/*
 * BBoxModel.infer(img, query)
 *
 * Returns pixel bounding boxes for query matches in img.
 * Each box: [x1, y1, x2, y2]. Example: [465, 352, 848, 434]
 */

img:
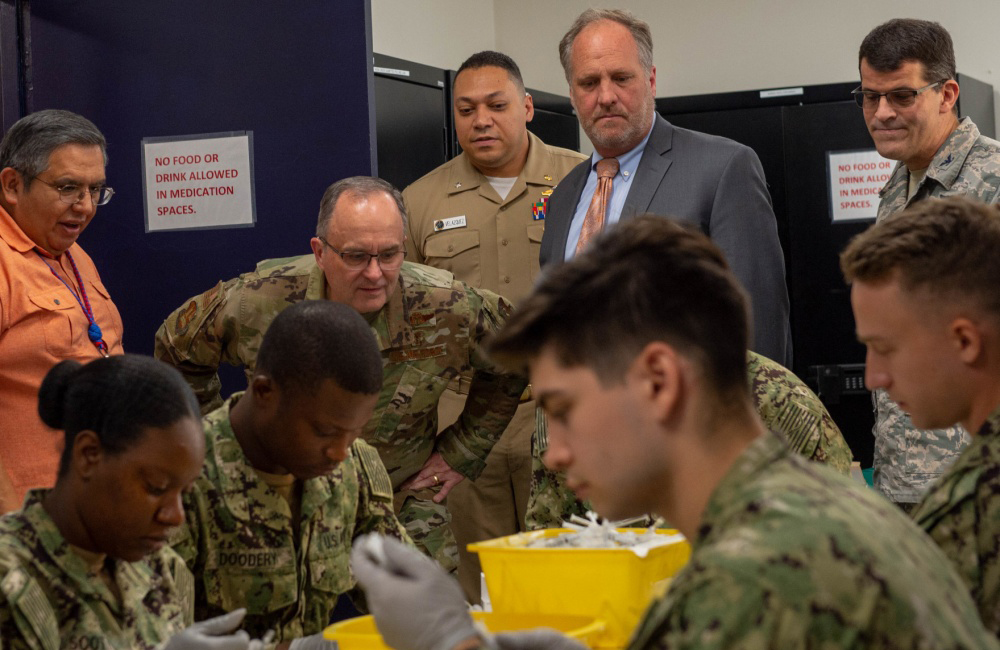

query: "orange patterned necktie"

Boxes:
[576, 157, 620, 254]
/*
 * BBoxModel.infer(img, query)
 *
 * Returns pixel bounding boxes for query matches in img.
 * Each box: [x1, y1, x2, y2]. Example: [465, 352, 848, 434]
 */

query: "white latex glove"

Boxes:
[289, 634, 338, 650]
[494, 630, 588, 650]
[163, 609, 252, 650]
[351, 535, 476, 650]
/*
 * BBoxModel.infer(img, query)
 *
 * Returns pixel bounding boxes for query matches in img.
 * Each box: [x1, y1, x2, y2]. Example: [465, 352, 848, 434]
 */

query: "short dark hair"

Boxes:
[38, 355, 200, 477]
[859, 18, 956, 83]
[0, 109, 107, 189]
[455, 51, 525, 92]
[841, 197, 1000, 318]
[490, 216, 751, 402]
[559, 9, 653, 82]
[316, 175, 406, 237]
[255, 300, 383, 398]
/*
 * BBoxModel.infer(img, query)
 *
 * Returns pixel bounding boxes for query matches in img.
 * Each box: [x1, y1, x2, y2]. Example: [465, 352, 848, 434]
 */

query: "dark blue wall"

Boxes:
[26, 2, 376, 355]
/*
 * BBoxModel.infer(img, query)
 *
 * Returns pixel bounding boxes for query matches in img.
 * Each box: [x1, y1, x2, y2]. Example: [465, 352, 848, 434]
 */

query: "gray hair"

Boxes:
[558, 9, 654, 82]
[316, 176, 407, 237]
[0, 109, 107, 188]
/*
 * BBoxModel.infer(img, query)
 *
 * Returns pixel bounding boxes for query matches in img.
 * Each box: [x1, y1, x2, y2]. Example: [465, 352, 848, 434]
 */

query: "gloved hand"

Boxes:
[351, 535, 476, 650]
[163, 608, 252, 650]
[494, 629, 588, 650]
[288, 634, 338, 650]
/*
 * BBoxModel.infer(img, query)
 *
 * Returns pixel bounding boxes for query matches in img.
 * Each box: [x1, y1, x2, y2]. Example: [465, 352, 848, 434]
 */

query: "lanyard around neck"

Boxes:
[36, 249, 109, 357]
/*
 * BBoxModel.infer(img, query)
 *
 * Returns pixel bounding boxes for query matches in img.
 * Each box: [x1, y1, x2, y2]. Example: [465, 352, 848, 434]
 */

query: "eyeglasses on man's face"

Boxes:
[30, 176, 115, 206]
[851, 80, 947, 110]
[318, 237, 406, 270]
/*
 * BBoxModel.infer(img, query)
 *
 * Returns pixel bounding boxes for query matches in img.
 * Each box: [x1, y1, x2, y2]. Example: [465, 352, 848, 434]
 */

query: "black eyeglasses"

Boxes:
[30, 176, 115, 206]
[851, 80, 947, 110]
[318, 237, 406, 270]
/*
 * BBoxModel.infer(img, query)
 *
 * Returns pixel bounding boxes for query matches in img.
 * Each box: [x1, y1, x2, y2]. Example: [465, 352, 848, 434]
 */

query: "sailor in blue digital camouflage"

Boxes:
[526, 351, 853, 529]
[170, 301, 411, 643]
[857, 19, 1000, 508]
[842, 196, 1000, 635]
[156, 177, 526, 573]
[348, 216, 997, 650]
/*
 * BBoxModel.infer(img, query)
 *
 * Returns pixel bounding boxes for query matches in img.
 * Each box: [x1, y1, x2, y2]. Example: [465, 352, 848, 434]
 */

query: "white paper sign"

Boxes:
[827, 149, 896, 222]
[142, 132, 256, 232]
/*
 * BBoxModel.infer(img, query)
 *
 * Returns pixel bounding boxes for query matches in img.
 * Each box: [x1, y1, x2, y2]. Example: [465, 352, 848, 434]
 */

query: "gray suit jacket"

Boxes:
[540, 114, 792, 366]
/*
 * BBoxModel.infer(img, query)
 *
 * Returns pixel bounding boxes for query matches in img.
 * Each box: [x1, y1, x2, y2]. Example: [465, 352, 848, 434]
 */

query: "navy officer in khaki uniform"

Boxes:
[402, 50, 586, 602]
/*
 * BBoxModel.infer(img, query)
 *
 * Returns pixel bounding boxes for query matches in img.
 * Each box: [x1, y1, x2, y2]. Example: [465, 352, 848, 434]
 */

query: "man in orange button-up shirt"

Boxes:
[0, 109, 123, 512]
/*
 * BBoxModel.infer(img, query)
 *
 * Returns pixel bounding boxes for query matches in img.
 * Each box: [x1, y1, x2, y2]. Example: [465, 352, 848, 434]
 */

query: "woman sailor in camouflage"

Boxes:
[0, 355, 252, 649]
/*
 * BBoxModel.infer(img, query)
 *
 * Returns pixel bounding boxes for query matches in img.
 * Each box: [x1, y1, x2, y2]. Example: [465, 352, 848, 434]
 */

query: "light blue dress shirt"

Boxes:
[564, 117, 656, 261]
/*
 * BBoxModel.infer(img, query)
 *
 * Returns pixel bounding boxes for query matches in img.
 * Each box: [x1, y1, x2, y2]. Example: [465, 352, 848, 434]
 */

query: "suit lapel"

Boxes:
[621, 115, 674, 220]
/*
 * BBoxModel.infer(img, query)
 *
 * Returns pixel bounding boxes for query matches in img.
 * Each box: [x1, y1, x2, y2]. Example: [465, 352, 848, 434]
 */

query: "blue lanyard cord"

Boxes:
[35, 249, 109, 357]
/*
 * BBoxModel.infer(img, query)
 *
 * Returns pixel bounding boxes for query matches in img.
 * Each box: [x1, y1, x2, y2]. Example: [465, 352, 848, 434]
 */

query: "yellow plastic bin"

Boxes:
[323, 611, 604, 649]
[470, 528, 690, 648]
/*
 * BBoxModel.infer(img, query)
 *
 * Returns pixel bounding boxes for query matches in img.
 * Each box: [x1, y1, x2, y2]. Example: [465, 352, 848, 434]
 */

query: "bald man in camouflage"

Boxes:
[156, 177, 526, 573]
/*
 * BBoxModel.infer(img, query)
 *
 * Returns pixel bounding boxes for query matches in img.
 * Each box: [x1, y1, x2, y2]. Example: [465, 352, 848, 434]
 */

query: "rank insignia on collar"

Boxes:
[532, 196, 548, 220]
[939, 154, 954, 168]
[543, 175, 553, 181]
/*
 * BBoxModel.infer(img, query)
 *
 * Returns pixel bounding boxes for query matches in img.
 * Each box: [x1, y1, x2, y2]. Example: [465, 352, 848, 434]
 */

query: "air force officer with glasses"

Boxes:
[0, 109, 122, 513]
[154, 175, 527, 574]
[855, 18, 1000, 512]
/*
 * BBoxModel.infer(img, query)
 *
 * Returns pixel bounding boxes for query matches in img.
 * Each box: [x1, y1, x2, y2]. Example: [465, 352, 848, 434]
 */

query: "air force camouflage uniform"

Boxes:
[155, 256, 526, 571]
[527, 352, 853, 528]
[625, 433, 996, 649]
[873, 117, 1000, 505]
[0, 490, 192, 650]
[911, 404, 1000, 634]
[170, 394, 410, 640]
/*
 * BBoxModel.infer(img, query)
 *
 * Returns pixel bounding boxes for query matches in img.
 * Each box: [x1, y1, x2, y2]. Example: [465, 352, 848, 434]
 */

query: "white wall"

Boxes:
[373, 0, 1000, 132]
[371, 0, 496, 71]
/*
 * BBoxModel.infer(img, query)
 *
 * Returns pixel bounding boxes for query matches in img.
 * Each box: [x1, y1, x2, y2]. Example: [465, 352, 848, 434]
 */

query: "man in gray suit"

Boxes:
[540, 8, 792, 365]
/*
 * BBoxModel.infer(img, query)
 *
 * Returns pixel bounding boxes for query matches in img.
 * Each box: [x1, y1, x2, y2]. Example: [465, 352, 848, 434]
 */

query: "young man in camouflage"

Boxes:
[170, 301, 409, 647]
[843, 197, 1000, 635]
[526, 350, 853, 528]
[856, 18, 1000, 510]
[156, 176, 526, 573]
[350, 217, 996, 650]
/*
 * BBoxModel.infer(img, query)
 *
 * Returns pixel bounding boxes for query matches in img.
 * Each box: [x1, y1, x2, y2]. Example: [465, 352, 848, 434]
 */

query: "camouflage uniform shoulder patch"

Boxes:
[352, 440, 394, 501]
[747, 352, 852, 473]
[0, 565, 60, 646]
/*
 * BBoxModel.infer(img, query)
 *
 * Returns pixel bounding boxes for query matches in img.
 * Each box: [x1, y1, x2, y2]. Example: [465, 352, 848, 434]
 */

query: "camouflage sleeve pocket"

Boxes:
[352, 440, 394, 501]
[1, 568, 59, 647]
[771, 400, 822, 461]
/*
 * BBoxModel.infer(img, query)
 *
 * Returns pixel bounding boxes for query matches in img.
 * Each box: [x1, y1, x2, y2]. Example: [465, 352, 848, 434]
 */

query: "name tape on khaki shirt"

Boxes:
[434, 216, 467, 232]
